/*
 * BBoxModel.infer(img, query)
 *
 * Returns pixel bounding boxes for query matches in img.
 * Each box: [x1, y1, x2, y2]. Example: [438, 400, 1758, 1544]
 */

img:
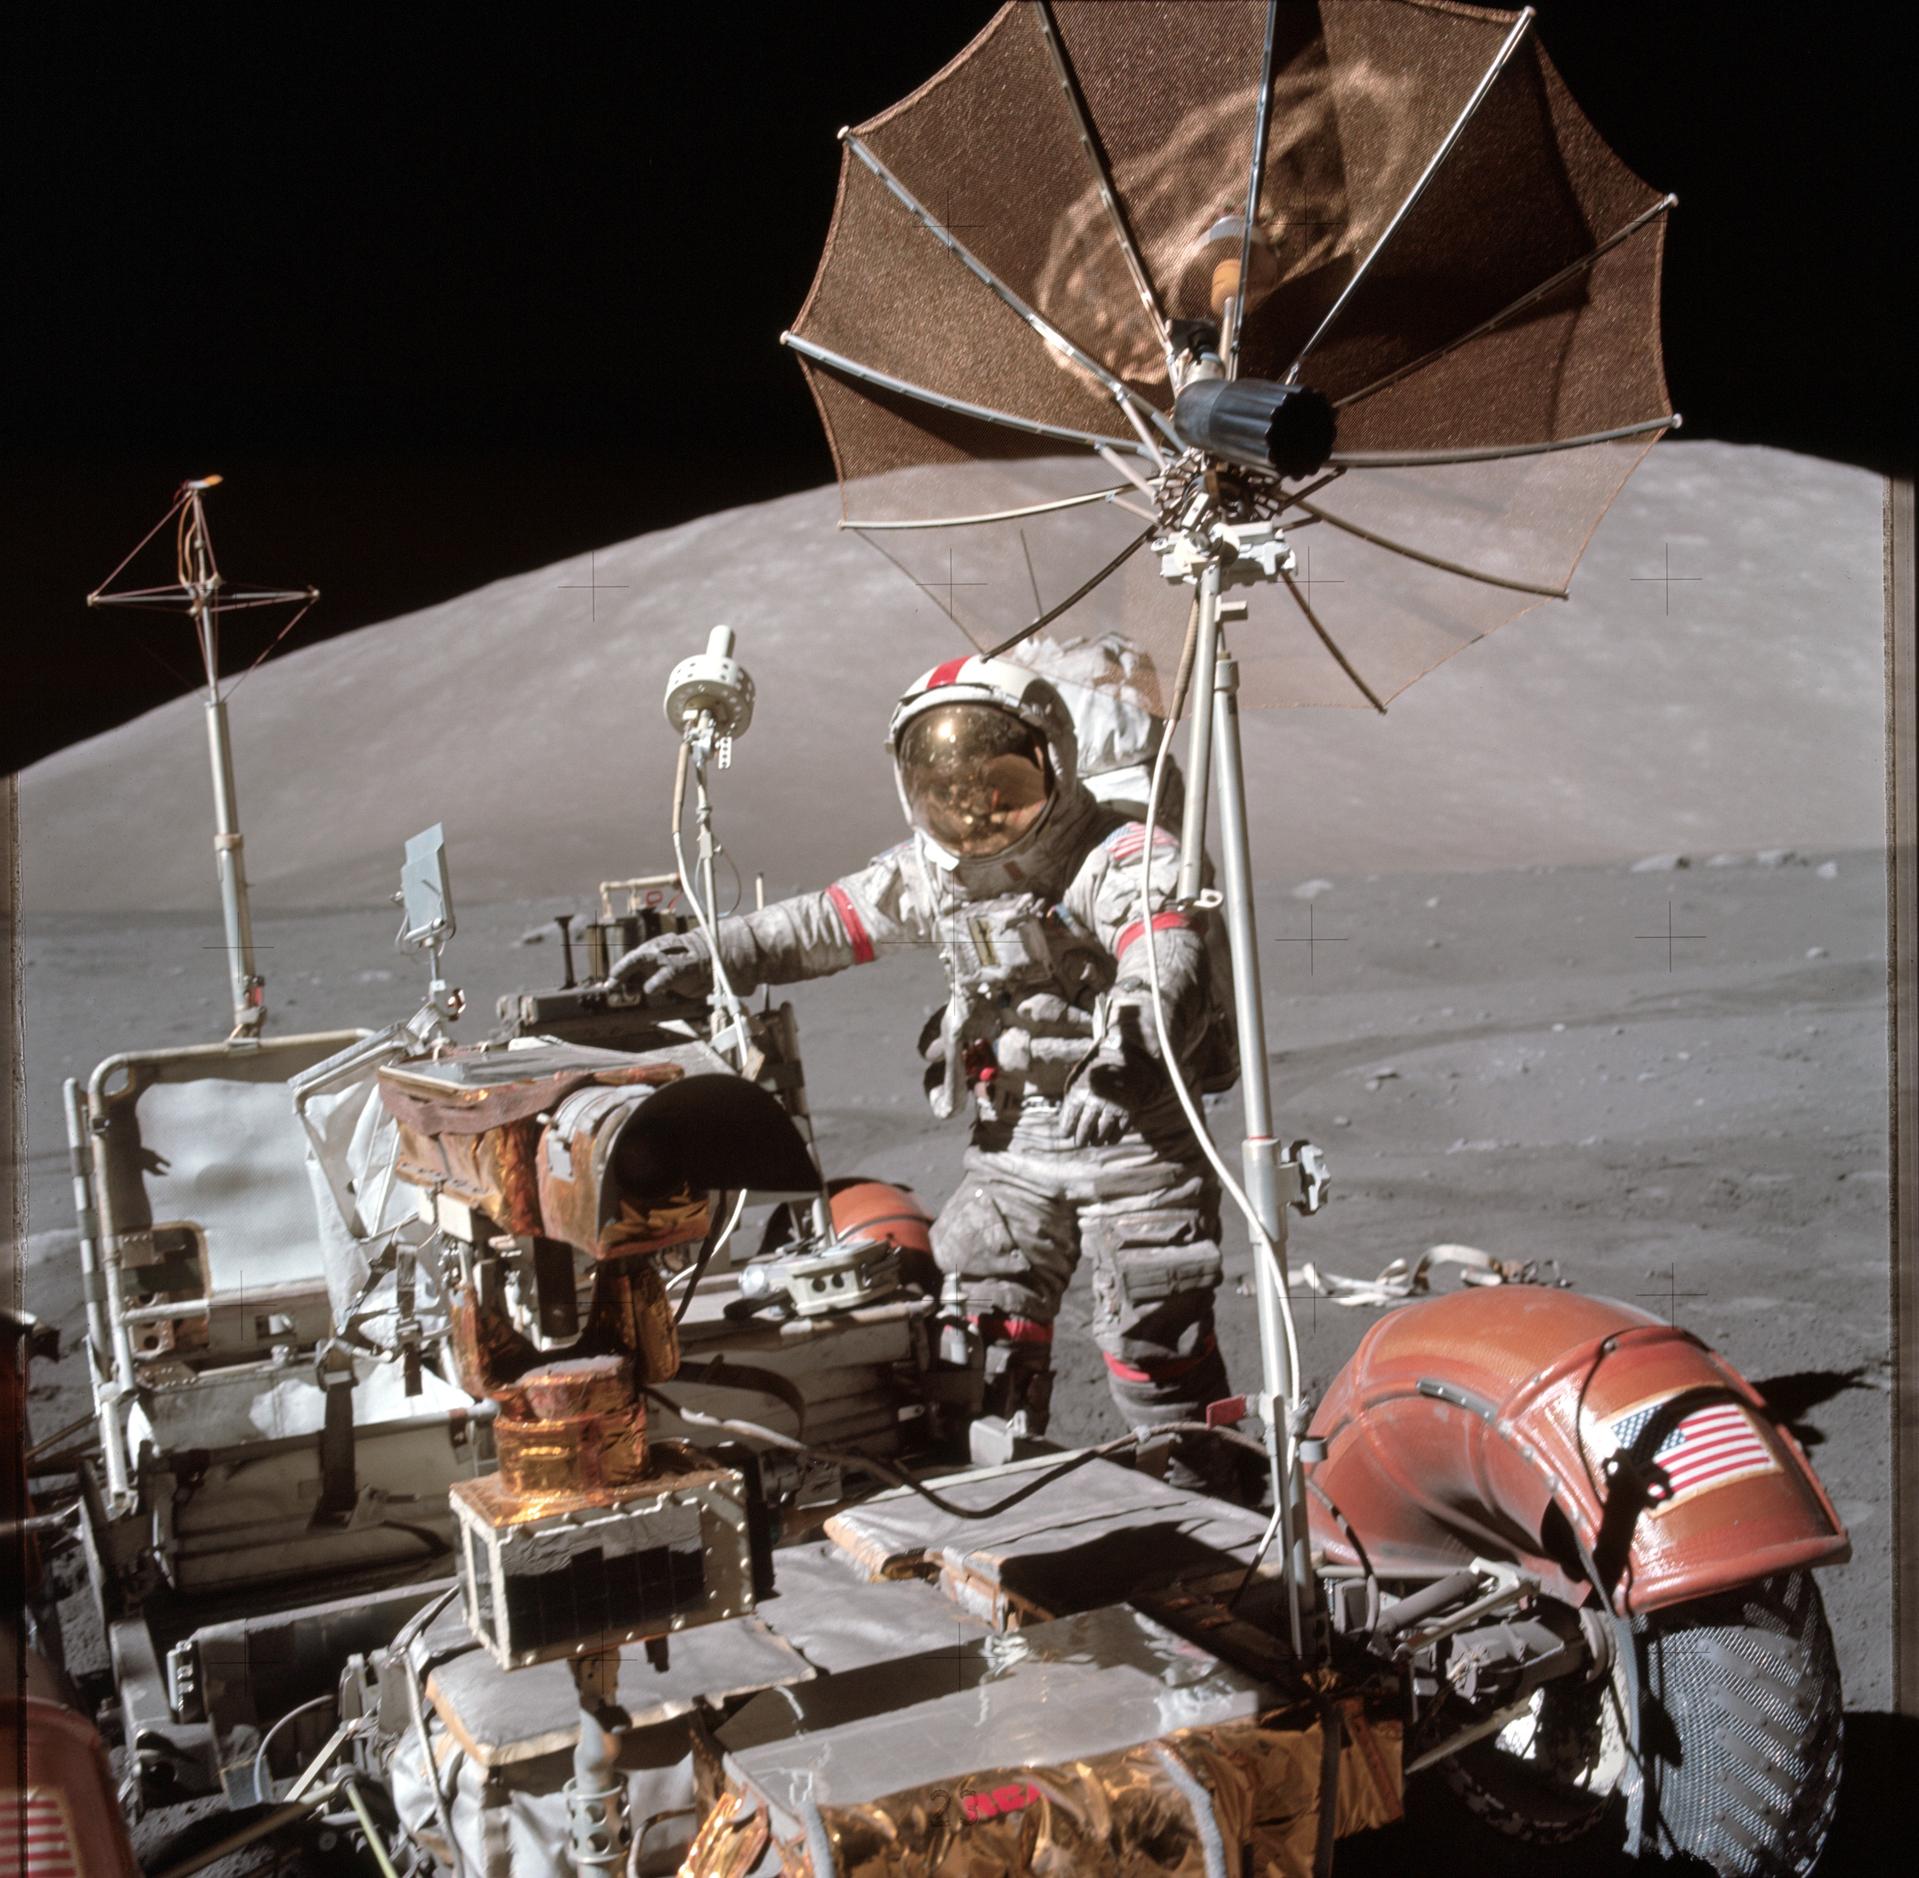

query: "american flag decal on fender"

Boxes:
[1600, 1393, 1781, 1513]
[0, 1790, 83, 1876]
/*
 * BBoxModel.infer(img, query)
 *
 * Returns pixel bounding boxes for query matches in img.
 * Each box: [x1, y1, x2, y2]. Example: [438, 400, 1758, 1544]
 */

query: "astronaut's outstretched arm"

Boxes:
[608, 843, 929, 998]
[1058, 821, 1214, 1145]
[1083, 822, 1210, 1047]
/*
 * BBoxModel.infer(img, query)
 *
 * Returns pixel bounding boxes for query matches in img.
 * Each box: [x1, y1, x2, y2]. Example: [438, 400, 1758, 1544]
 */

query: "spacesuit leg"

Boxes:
[929, 1142, 1077, 1436]
[1080, 1154, 1236, 1491]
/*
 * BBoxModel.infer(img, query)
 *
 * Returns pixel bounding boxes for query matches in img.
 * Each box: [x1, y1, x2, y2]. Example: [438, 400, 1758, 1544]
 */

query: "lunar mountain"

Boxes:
[18, 441, 1884, 916]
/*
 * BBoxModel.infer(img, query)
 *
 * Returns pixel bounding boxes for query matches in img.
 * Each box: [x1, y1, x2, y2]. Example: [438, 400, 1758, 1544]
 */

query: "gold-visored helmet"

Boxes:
[888, 655, 1078, 866]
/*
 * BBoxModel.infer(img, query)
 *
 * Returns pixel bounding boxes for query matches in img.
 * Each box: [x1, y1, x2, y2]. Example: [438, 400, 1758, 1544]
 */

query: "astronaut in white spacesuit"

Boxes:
[611, 654, 1237, 1485]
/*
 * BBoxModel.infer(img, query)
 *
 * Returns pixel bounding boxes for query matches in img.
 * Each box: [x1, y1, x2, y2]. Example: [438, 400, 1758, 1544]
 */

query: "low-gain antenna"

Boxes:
[87, 477, 319, 1038]
[394, 821, 464, 1030]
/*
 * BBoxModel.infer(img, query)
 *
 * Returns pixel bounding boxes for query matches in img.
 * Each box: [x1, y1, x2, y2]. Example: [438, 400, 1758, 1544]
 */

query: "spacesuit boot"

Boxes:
[933, 1280, 1056, 1451]
[1101, 1334, 1245, 1499]
[981, 1307, 1055, 1429]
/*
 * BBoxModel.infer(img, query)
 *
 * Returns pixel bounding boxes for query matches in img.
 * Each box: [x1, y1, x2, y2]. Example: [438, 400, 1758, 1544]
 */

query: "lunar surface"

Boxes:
[11, 439, 1895, 1869]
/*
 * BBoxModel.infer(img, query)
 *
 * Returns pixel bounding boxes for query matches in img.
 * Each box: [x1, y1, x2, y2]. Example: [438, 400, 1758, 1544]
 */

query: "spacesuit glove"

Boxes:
[1059, 1032, 1165, 1147]
[1058, 1075, 1132, 1148]
[915, 1006, 948, 1068]
[608, 929, 713, 999]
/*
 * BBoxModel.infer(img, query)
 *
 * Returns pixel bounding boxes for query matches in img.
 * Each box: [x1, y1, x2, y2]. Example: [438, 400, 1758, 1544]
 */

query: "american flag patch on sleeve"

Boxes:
[1601, 1393, 1780, 1513]
[1102, 822, 1177, 864]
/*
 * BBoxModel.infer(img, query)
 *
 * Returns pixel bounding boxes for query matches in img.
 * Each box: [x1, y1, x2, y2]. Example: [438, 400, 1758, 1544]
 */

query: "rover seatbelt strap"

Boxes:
[314, 1343, 359, 1525]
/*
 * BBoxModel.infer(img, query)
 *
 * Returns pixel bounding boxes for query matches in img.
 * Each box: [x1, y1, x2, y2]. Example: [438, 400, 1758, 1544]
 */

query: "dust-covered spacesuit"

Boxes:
[612, 653, 1236, 1472]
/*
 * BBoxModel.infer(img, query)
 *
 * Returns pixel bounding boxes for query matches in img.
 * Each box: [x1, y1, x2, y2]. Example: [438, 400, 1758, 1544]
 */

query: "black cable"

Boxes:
[1305, 1472, 1375, 1585]
[673, 1191, 740, 1325]
[377, 1521, 452, 1560]
[985, 522, 1157, 659]
[673, 1242, 717, 1324]
[643, 1388, 1262, 1521]
[718, 847, 745, 917]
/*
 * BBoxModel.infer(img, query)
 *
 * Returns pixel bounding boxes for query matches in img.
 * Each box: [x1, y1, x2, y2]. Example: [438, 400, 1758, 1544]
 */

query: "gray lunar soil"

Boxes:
[9, 439, 1898, 1868]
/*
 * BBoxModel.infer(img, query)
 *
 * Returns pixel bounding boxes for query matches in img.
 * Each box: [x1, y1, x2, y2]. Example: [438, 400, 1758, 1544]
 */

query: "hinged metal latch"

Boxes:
[1283, 1139, 1329, 1216]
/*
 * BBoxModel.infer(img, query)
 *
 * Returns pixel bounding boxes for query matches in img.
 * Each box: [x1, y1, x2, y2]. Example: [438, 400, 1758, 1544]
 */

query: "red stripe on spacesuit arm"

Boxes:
[826, 884, 877, 964]
[1113, 911, 1192, 958]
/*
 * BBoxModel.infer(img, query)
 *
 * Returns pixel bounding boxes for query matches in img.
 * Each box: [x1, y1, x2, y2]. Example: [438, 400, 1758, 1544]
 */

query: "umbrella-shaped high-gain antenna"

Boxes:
[88, 478, 319, 1038]
[783, 0, 1676, 1660]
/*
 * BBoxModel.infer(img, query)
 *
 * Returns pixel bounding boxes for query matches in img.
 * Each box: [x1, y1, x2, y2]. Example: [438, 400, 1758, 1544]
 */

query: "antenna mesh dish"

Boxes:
[788, 0, 1673, 710]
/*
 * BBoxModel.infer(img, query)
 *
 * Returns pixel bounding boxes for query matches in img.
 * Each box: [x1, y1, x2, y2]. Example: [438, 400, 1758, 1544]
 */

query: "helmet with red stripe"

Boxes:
[887, 655, 1078, 869]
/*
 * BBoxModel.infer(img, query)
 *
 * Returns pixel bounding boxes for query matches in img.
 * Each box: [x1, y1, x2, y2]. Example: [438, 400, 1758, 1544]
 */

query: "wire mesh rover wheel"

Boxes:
[1440, 1570, 1843, 1875]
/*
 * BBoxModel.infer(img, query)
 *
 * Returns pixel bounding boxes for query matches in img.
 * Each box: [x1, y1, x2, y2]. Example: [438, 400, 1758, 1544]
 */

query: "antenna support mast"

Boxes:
[87, 477, 318, 1038]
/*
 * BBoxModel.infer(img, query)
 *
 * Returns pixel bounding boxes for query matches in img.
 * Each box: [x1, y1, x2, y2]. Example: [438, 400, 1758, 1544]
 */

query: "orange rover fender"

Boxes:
[1306, 1286, 1849, 1616]
[827, 1179, 934, 1259]
[0, 1653, 141, 1877]
[826, 1177, 937, 1294]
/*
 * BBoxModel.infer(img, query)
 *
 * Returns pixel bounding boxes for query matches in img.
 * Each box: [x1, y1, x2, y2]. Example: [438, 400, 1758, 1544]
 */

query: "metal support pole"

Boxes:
[77, 1071, 138, 1511]
[64, 1076, 133, 1510]
[205, 687, 263, 1035]
[567, 1650, 632, 1870]
[148, 1789, 347, 1878]
[690, 744, 754, 1076]
[1176, 560, 1224, 904]
[62, 1079, 110, 1367]
[1210, 638, 1319, 1660]
[694, 759, 720, 943]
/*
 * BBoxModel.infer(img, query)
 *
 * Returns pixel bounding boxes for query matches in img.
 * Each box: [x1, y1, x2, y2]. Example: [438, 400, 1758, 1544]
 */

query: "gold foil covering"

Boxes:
[585, 1262, 680, 1386]
[395, 1117, 543, 1234]
[494, 1401, 649, 1501]
[680, 1703, 1401, 1876]
[599, 1185, 710, 1259]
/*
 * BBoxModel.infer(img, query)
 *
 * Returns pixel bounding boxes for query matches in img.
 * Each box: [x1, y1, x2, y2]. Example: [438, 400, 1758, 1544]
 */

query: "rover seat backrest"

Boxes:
[87, 1033, 363, 1365]
[82, 1033, 480, 1595]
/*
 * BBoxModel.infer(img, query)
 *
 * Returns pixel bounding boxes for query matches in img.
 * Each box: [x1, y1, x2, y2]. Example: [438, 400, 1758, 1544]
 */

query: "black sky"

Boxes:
[7, 4, 1906, 769]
